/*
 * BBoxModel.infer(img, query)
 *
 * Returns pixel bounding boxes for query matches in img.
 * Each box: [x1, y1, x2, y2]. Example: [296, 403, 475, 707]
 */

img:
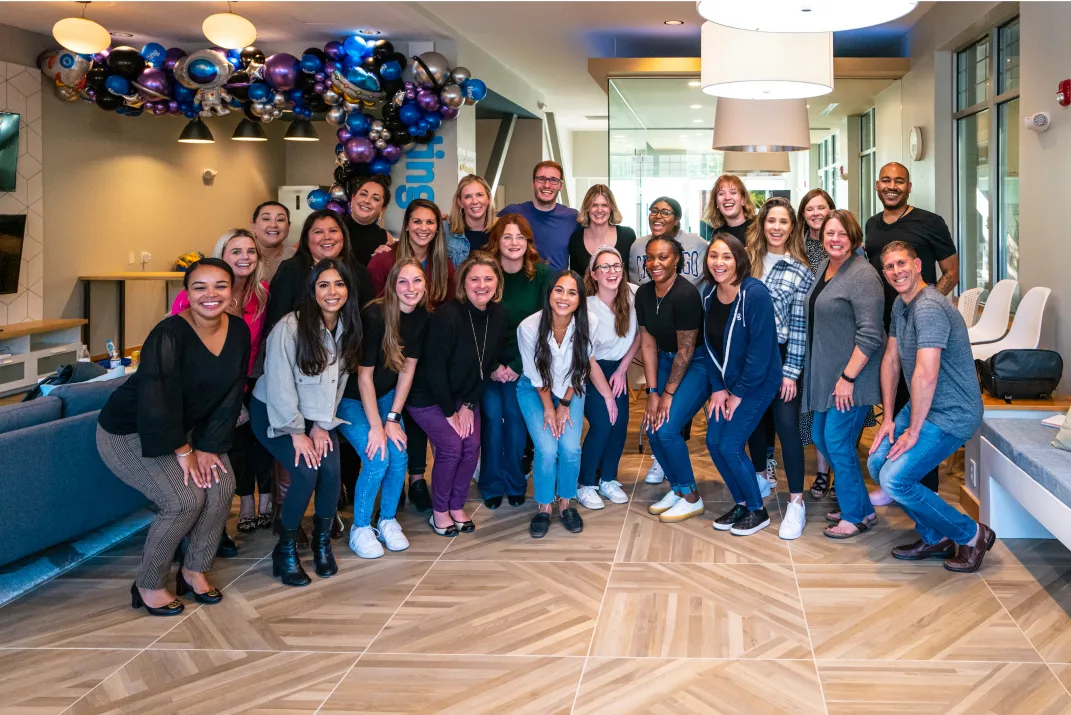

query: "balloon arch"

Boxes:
[39, 37, 487, 213]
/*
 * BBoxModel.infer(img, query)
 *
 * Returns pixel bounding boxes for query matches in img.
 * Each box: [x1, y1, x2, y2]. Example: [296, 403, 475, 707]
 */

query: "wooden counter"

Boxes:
[0, 318, 87, 339]
[79, 272, 185, 281]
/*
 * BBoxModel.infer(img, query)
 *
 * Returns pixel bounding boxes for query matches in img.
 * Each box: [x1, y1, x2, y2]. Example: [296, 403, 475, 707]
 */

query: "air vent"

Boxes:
[818, 103, 840, 116]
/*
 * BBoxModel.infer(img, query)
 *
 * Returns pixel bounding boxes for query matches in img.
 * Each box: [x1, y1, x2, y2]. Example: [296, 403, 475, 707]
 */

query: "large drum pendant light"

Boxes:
[697, 0, 918, 33]
[722, 151, 791, 175]
[712, 98, 810, 152]
[701, 22, 832, 100]
[53, 2, 110, 54]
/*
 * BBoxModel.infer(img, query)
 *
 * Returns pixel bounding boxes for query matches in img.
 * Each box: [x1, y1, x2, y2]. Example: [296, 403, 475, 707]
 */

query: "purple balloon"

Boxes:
[325, 200, 347, 215]
[404, 88, 417, 101]
[163, 47, 185, 73]
[344, 137, 376, 164]
[324, 40, 344, 60]
[314, 72, 325, 82]
[336, 126, 352, 143]
[325, 60, 340, 74]
[263, 53, 300, 90]
[92, 49, 110, 64]
[135, 67, 169, 97]
[152, 103, 168, 116]
[313, 82, 326, 94]
[380, 144, 402, 162]
[167, 99, 180, 114]
[440, 106, 460, 120]
[416, 89, 440, 112]
[84, 87, 97, 99]
[404, 81, 416, 91]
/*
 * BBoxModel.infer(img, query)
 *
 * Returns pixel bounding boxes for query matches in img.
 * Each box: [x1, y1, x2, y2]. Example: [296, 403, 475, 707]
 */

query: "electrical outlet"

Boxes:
[969, 459, 978, 488]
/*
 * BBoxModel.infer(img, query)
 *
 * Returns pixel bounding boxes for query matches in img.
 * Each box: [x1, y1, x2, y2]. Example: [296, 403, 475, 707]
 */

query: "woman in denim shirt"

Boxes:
[446, 175, 496, 267]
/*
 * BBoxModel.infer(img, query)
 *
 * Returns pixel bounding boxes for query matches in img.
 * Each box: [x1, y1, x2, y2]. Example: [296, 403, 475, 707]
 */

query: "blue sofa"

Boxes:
[0, 377, 149, 567]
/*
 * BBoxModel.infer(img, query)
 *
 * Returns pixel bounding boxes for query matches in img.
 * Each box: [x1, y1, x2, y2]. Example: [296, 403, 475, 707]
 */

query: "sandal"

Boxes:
[237, 516, 258, 533]
[256, 512, 273, 529]
[810, 471, 833, 499]
[823, 520, 872, 539]
[825, 511, 877, 526]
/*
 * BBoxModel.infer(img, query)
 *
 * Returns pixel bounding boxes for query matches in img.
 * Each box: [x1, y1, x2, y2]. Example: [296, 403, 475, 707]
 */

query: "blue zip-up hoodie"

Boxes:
[701, 276, 782, 398]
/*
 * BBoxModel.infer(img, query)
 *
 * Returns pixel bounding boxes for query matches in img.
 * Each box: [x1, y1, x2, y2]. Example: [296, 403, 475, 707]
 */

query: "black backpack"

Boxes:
[21, 361, 106, 402]
[976, 349, 1063, 403]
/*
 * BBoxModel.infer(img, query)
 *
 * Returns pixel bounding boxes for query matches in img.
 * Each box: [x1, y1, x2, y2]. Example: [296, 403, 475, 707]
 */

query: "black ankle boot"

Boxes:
[216, 530, 238, 558]
[311, 516, 338, 578]
[272, 528, 311, 587]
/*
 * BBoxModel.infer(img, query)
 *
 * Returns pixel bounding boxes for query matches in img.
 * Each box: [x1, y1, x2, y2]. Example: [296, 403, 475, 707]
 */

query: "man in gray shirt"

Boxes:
[868, 240, 994, 573]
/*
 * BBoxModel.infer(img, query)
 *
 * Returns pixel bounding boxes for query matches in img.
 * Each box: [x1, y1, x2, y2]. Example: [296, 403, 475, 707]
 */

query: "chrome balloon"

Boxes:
[449, 66, 471, 86]
[322, 89, 342, 106]
[440, 83, 464, 109]
[325, 106, 347, 126]
[412, 51, 449, 87]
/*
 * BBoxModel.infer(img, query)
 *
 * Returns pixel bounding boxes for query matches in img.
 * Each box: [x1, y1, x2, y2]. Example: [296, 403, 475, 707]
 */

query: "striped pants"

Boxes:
[96, 425, 235, 590]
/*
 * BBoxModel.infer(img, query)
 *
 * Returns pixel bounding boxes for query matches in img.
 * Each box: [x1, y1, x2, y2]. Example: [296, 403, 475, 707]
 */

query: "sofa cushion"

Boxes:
[983, 417, 1071, 510]
[0, 396, 62, 435]
[51, 375, 129, 418]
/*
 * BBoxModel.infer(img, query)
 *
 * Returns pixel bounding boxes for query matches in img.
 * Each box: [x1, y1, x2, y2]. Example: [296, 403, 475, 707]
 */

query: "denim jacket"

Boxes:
[446, 230, 470, 269]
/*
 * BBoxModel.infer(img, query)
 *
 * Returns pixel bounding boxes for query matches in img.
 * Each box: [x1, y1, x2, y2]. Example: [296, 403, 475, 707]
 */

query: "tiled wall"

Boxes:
[0, 62, 43, 324]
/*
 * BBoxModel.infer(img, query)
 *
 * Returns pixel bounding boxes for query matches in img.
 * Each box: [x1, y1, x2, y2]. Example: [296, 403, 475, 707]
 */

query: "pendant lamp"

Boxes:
[203, 3, 257, 49]
[232, 118, 267, 141]
[178, 118, 215, 144]
[284, 119, 320, 141]
[701, 22, 833, 100]
[53, 2, 110, 54]
[722, 151, 791, 175]
[696, 0, 918, 33]
[712, 98, 810, 152]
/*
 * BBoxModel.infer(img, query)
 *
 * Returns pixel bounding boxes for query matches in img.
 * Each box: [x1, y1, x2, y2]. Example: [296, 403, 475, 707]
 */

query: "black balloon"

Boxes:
[381, 78, 403, 97]
[372, 40, 395, 62]
[297, 73, 319, 91]
[107, 46, 146, 81]
[390, 52, 408, 67]
[240, 46, 265, 68]
[361, 56, 379, 72]
[96, 92, 123, 111]
[392, 128, 412, 145]
[308, 97, 327, 113]
[85, 65, 108, 90]
[334, 166, 348, 185]
[414, 130, 435, 144]
[302, 47, 327, 64]
[381, 103, 398, 121]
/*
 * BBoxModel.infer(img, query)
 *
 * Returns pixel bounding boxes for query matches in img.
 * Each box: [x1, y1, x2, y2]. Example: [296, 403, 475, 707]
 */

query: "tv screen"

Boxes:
[0, 214, 27, 296]
[0, 113, 18, 193]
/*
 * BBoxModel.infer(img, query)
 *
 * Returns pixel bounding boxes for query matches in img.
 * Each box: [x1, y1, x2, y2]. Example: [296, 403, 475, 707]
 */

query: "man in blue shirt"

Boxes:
[499, 161, 578, 271]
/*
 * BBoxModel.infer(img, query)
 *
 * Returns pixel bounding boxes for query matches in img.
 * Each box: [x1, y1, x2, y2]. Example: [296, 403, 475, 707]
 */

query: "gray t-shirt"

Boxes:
[890, 286, 983, 441]
[629, 230, 707, 286]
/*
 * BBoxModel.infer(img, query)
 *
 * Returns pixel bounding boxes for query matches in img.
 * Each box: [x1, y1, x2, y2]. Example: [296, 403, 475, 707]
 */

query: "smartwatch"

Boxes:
[385, 411, 402, 423]
[646, 387, 658, 395]
[559, 397, 572, 407]
[462, 401, 477, 411]
[840, 372, 857, 384]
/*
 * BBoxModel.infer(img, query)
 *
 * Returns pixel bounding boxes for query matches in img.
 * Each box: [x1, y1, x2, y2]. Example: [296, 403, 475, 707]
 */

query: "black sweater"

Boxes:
[265, 253, 374, 337]
[409, 299, 505, 417]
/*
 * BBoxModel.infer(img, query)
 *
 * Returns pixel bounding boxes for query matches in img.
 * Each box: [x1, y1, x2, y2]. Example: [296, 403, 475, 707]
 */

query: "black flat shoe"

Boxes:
[483, 496, 502, 510]
[712, 504, 748, 531]
[507, 494, 527, 507]
[130, 582, 184, 616]
[409, 478, 433, 513]
[429, 516, 459, 537]
[453, 520, 476, 533]
[175, 567, 223, 605]
[216, 530, 238, 558]
[560, 507, 584, 533]
[730, 508, 771, 536]
[529, 512, 551, 539]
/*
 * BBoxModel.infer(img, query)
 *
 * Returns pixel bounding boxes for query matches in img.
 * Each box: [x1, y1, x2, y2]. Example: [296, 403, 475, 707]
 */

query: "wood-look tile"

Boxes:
[440, 500, 626, 562]
[982, 561, 1071, 662]
[0, 557, 253, 649]
[630, 474, 743, 504]
[818, 660, 1071, 715]
[787, 517, 930, 565]
[1050, 663, 1071, 693]
[798, 564, 1040, 662]
[336, 504, 454, 560]
[987, 538, 1071, 568]
[152, 559, 430, 652]
[0, 649, 133, 714]
[573, 657, 826, 715]
[367, 561, 609, 656]
[591, 563, 811, 658]
[321, 654, 583, 714]
[615, 501, 792, 564]
[67, 649, 354, 714]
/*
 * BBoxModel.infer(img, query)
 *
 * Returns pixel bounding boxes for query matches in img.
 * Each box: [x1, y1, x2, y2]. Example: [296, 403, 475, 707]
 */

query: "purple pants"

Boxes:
[406, 402, 481, 512]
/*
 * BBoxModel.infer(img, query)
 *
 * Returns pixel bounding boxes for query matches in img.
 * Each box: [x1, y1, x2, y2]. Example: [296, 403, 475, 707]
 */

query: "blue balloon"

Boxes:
[415, 118, 431, 133]
[177, 100, 194, 113]
[398, 103, 421, 126]
[248, 82, 271, 103]
[104, 75, 130, 95]
[287, 88, 304, 104]
[307, 189, 330, 210]
[369, 158, 392, 175]
[300, 53, 323, 74]
[335, 143, 344, 155]
[423, 112, 442, 130]
[345, 66, 379, 92]
[141, 42, 166, 68]
[183, 110, 199, 119]
[379, 60, 402, 81]
[174, 85, 195, 101]
[463, 78, 487, 102]
[342, 55, 361, 73]
[343, 35, 370, 59]
[187, 57, 219, 84]
[345, 112, 371, 133]
[409, 123, 427, 137]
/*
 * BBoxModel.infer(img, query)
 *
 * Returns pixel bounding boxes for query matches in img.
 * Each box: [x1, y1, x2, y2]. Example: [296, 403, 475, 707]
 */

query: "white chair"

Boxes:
[968, 279, 1018, 344]
[957, 287, 983, 328]
[972, 286, 1051, 361]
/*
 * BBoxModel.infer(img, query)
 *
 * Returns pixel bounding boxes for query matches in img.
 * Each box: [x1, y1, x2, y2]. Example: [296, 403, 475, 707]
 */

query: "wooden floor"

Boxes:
[3, 401, 1071, 714]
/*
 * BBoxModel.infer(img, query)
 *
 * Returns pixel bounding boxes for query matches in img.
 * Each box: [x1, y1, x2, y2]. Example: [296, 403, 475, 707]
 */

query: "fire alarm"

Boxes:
[1059, 79, 1071, 107]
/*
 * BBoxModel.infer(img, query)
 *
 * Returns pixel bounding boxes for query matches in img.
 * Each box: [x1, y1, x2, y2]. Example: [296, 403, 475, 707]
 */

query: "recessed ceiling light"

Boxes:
[664, 20, 684, 25]
[687, 80, 701, 87]
[356, 28, 382, 35]
[109, 30, 133, 38]
[690, 104, 702, 109]
[693, 118, 704, 123]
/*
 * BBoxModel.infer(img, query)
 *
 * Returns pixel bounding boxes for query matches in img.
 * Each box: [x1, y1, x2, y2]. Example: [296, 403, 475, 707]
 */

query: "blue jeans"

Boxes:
[580, 358, 630, 486]
[868, 404, 977, 545]
[647, 351, 710, 494]
[479, 379, 528, 499]
[336, 392, 407, 528]
[813, 406, 874, 525]
[706, 384, 777, 510]
[516, 376, 585, 504]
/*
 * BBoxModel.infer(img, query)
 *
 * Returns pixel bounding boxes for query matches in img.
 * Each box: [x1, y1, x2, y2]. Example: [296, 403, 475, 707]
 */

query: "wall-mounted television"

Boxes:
[0, 214, 27, 295]
[0, 113, 20, 193]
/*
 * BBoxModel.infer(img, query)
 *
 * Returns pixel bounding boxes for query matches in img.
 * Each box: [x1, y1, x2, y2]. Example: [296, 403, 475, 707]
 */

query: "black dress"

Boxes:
[568, 224, 637, 274]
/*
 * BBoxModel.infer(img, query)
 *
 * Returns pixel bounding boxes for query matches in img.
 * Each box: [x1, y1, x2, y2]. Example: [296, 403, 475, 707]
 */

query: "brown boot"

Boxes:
[944, 524, 996, 573]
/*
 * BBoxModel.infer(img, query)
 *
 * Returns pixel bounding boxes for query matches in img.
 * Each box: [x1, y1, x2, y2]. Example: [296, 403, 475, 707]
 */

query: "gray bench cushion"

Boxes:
[983, 417, 1071, 509]
[50, 375, 129, 417]
[0, 396, 62, 435]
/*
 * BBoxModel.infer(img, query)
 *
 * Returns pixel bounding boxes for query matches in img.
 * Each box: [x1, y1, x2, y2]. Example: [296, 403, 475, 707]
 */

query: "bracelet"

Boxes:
[840, 372, 857, 384]
[664, 387, 676, 396]
[559, 397, 572, 407]
[176, 448, 194, 458]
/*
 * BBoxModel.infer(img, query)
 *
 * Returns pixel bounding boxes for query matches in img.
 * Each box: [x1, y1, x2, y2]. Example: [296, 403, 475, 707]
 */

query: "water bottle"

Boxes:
[106, 338, 121, 369]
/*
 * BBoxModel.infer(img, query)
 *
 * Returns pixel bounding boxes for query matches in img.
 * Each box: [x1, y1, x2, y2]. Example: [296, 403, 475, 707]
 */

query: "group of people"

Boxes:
[96, 159, 994, 617]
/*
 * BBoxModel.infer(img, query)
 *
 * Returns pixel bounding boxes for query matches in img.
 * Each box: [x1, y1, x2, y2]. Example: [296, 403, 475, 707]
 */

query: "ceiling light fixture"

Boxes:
[690, 104, 702, 109]
[722, 150, 791, 175]
[701, 22, 833, 99]
[284, 119, 320, 141]
[356, 28, 382, 35]
[232, 118, 267, 141]
[178, 118, 215, 144]
[712, 97, 810, 152]
[687, 80, 701, 87]
[202, 2, 257, 50]
[819, 102, 840, 116]
[693, 118, 704, 123]
[52, 2, 111, 54]
[696, 0, 918, 32]
[109, 31, 134, 38]
[664, 20, 684, 25]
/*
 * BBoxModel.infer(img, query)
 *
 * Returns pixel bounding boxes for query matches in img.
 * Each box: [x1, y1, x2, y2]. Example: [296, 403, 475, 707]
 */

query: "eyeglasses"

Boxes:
[500, 234, 528, 243]
[648, 208, 675, 218]
[534, 176, 563, 186]
[595, 262, 623, 273]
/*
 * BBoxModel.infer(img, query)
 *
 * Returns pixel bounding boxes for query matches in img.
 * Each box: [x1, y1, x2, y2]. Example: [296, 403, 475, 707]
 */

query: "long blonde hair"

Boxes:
[701, 174, 757, 229]
[398, 198, 451, 304]
[584, 247, 632, 338]
[371, 258, 428, 374]
[213, 228, 267, 320]
[577, 184, 623, 227]
[746, 197, 807, 278]
[448, 175, 496, 234]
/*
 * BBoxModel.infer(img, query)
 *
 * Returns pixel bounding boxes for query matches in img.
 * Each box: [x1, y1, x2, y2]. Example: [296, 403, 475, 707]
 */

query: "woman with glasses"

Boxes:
[628, 197, 706, 287]
[446, 175, 496, 268]
[479, 214, 554, 509]
[568, 184, 636, 274]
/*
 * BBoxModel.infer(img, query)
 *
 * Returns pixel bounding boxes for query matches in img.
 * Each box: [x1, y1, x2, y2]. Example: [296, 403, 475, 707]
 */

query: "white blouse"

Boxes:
[587, 288, 637, 361]
[517, 310, 598, 399]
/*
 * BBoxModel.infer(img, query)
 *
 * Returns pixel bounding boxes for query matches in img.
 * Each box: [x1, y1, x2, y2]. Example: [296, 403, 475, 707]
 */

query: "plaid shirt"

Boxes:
[761, 256, 814, 380]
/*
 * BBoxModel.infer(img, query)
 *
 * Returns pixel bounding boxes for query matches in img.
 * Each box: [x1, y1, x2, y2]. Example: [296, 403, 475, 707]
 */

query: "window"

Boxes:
[817, 133, 838, 206]
[954, 16, 1019, 294]
[858, 108, 876, 220]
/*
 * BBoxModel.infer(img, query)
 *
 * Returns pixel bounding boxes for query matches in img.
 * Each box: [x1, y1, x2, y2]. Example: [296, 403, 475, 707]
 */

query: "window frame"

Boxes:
[816, 133, 838, 206]
[858, 108, 876, 220]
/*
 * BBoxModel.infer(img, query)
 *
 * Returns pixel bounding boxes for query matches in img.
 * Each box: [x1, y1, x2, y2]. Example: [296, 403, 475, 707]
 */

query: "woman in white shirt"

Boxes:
[517, 270, 616, 538]
[577, 246, 639, 510]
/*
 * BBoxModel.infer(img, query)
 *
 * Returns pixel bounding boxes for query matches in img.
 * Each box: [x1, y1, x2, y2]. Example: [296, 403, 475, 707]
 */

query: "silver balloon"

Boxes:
[325, 106, 347, 126]
[272, 107, 283, 118]
[375, 139, 388, 150]
[392, 89, 406, 107]
[261, 112, 274, 123]
[368, 128, 381, 141]
[54, 84, 80, 102]
[440, 83, 464, 109]
[449, 66, 471, 85]
[412, 51, 449, 87]
[250, 101, 271, 117]
[272, 91, 288, 108]
[322, 89, 342, 106]
[344, 99, 360, 113]
[329, 183, 348, 202]
[369, 120, 383, 133]
[401, 140, 417, 152]
[381, 129, 391, 141]
[464, 96, 477, 106]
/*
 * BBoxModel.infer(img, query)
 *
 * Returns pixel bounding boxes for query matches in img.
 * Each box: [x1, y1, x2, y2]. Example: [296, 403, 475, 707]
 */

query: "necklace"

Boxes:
[886, 204, 911, 225]
[655, 276, 676, 314]
[467, 309, 489, 381]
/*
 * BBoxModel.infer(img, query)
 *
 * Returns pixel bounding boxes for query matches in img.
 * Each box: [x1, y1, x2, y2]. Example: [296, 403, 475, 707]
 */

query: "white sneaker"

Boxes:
[779, 500, 806, 540]
[645, 459, 665, 484]
[869, 488, 893, 506]
[377, 518, 410, 552]
[648, 490, 681, 515]
[577, 485, 605, 510]
[472, 457, 481, 483]
[598, 480, 628, 504]
[349, 525, 384, 559]
[765, 456, 778, 486]
[659, 495, 705, 523]
[756, 473, 771, 499]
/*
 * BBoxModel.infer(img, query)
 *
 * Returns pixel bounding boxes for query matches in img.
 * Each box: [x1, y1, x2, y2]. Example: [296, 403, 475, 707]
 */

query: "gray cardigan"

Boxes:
[801, 254, 886, 413]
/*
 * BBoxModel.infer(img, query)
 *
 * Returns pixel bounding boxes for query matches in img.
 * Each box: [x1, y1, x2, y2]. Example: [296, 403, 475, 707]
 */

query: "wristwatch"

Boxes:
[385, 411, 402, 423]
[646, 387, 658, 395]
[840, 372, 857, 384]
[559, 397, 572, 407]
[462, 401, 477, 411]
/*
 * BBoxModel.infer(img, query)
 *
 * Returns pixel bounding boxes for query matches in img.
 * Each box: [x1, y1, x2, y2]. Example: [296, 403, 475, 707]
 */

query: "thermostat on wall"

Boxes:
[909, 126, 924, 161]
